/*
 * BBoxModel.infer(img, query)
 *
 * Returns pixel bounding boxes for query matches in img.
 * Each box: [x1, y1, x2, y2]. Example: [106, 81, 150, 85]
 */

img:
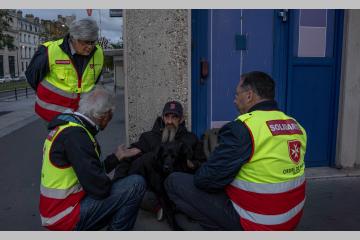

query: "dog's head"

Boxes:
[157, 141, 193, 175]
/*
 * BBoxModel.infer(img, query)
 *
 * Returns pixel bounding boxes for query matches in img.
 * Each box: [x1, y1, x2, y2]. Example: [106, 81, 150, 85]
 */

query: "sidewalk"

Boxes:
[0, 95, 38, 138]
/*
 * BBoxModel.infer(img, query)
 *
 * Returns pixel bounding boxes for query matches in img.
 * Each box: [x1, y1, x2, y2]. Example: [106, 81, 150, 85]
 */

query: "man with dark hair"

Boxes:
[165, 71, 307, 231]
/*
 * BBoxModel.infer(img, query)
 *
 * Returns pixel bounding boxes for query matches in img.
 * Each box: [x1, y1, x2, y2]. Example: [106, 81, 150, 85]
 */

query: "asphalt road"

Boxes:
[0, 119, 46, 230]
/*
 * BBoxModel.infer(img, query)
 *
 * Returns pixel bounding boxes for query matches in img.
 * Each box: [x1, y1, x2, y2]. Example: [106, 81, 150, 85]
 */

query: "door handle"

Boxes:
[278, 9, 288, 22]
[200, 58, 209, 85]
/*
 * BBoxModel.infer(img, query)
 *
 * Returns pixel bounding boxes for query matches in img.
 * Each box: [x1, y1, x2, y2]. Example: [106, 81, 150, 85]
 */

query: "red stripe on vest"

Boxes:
[39, 190, 85, 230]
[226, 181, 305, 215]
[35, 102, 60, 122]
[239, 209, 303, 231]
[39, 190, 85, 217]
[44, 204, 81, 231]
[37, 83, 79, 109]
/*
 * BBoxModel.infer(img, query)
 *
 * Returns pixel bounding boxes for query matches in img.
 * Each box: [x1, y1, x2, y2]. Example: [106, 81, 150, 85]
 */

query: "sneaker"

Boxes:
[156, 207, 164, 221]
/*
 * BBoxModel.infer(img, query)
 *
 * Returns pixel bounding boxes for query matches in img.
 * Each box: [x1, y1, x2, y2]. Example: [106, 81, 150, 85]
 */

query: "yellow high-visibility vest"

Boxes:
[235, 110, 307, 183]
[40, 121, 99, 230]
[42, 39, 104, 93]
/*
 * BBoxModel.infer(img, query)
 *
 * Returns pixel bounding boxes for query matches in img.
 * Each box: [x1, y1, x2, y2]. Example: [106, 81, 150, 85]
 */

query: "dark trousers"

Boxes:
[164, 172, 243, 231]
[75, 175, 146, 230]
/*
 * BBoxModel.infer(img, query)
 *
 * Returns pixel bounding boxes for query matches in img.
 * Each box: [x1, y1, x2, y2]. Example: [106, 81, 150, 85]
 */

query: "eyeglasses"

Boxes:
[235, 89, 250, 97]
[77, 39, 97, 46]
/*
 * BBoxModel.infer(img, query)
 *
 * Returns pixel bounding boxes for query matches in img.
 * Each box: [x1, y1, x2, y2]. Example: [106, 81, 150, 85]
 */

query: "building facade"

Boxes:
[16, 11, 41, 77]
[0, 10, 77, 80]
[0, 10, 19, 79]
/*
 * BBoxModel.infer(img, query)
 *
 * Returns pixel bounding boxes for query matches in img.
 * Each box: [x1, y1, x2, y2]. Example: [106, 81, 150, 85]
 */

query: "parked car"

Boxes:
[0, 78, 5, 83]
[19, 75, 27, 81]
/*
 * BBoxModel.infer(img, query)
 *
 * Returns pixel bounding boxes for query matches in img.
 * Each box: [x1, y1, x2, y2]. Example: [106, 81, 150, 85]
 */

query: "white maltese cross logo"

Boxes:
[288, 140, 301, 164]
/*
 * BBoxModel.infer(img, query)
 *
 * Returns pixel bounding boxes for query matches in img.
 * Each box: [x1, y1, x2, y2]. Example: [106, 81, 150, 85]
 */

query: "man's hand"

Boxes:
[187, 159, 196, 169]
[115, 145, 141, 161]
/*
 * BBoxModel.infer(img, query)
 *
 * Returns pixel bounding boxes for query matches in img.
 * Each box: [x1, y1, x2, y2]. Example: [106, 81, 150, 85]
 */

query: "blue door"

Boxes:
[277, 10, 344, 167]
[191, 9, 275, 136]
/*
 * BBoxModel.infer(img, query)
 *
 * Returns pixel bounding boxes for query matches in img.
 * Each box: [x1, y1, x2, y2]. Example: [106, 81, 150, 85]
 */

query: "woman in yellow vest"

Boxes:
[165, 71, 307, 230]
[25, 18, 104, 122]
[39, 86, 146, 230]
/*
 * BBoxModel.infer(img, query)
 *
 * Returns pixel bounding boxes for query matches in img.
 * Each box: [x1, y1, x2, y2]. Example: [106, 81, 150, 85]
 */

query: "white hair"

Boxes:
[69, 18, 99, 41]
[78, 86, 115, 119]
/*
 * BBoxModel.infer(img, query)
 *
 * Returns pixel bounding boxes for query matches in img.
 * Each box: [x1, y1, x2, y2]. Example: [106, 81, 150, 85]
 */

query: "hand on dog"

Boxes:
[186, 159, 196, 170]
[115, 145, 140, 161]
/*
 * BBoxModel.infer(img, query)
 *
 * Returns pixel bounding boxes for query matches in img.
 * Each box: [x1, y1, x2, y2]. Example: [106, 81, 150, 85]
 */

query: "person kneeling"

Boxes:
[39, 86, 146, 231]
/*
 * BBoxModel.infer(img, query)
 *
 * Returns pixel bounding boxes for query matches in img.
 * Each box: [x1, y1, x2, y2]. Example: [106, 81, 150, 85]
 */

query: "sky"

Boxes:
[20, 9, 123, 43]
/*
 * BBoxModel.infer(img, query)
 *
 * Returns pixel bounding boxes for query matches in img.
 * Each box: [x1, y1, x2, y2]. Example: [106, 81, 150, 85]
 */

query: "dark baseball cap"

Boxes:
[162, 101, 183, 118]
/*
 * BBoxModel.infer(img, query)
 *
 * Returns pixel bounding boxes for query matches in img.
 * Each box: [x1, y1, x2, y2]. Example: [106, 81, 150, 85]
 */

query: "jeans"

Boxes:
[75, 174, 146, 230]
[164, 172, 243, 231]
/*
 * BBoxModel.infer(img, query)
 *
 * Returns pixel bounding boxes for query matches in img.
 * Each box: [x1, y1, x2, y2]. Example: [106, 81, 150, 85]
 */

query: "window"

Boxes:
[8, 56, 15, 78]
[28, 35, 30, 43]
[21, 62, 24, 72]
[26, 62, 28, 69]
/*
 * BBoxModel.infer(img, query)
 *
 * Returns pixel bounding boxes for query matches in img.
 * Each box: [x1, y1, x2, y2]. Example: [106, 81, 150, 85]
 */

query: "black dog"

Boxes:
[159, 141, 195, 174]
[146, 140, 198, 229]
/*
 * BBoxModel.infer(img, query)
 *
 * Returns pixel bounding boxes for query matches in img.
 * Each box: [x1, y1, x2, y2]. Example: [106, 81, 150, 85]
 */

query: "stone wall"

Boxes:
[123, 9, 190, 144]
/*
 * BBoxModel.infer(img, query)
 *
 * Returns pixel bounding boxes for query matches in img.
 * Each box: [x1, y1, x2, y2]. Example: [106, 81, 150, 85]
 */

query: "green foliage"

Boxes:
[110, 41, 123, 49]
[0, 9, 15, 50]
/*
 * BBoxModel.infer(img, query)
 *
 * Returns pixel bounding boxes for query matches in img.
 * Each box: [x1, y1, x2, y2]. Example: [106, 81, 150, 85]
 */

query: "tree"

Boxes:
[0, 9, 15, 50]
[110, 41, 123, 49]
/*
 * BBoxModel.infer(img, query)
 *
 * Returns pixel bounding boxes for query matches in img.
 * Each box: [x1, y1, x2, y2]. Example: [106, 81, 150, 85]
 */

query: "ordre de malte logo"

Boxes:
[288, 140, 301, 164]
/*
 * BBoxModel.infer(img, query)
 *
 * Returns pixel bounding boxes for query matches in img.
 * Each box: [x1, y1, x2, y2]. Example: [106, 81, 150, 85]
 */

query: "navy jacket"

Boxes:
[25, 34, 102, 91]
[194, 100, 279, 192]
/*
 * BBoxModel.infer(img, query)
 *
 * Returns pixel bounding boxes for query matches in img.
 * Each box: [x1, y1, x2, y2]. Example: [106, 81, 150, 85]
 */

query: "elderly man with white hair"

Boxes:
[26, 18, 104, 122]
[39, 86, 146, 231]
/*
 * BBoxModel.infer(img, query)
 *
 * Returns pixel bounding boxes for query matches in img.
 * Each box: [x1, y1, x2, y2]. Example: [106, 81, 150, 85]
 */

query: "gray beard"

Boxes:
[161, 125, 178, 143]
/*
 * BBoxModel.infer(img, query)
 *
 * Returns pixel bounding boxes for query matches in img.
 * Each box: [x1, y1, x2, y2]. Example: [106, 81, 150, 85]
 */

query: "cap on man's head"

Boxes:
[162, 101, 183, 118]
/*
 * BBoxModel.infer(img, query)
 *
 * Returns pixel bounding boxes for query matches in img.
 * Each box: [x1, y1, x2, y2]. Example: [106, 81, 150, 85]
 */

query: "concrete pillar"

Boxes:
[123, 9, 191, 144]
[336, 10, 360, 168]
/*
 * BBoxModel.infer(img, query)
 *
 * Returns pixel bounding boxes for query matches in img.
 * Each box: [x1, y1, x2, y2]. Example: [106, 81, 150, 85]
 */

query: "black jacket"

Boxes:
[47, 113, 119, 200]
[194, 100, 279, 192]
[114, 117, 205, 180]
[25, 34, 102, 91]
